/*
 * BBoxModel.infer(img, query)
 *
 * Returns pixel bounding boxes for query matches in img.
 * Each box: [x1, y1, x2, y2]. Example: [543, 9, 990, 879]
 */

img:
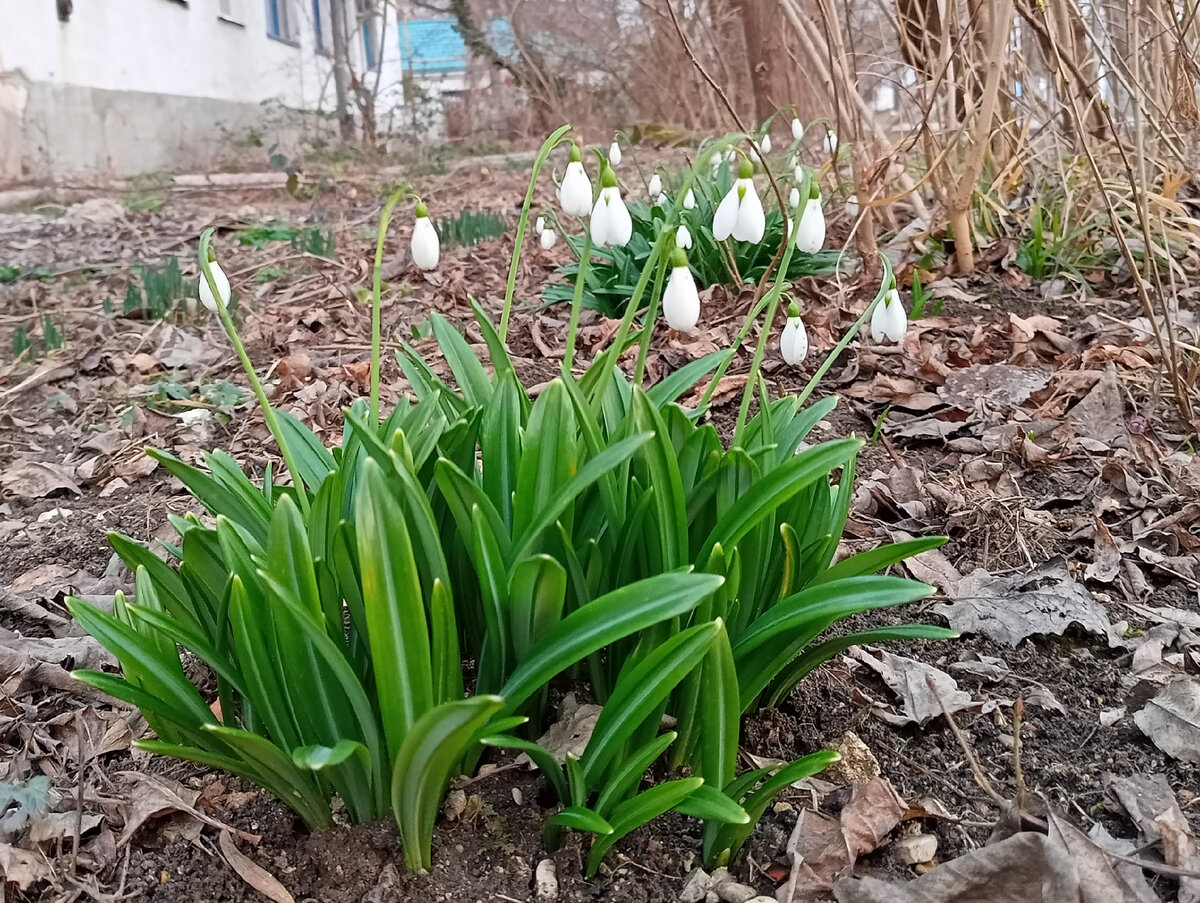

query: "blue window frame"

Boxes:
[363, 16, 375, 67]
[312, 0, 326, 53]
[265, 0, 294, 41]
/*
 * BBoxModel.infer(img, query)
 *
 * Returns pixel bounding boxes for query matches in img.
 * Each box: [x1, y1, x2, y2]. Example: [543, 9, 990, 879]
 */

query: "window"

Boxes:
[357, 0, 379, 68]
[265, 0, 296, 42]
[218, 0, 244, 24]
[312, 0, 333, 54]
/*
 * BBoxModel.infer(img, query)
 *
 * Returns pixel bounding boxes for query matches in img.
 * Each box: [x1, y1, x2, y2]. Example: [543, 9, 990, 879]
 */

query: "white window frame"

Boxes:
[218, 0, 244, 25]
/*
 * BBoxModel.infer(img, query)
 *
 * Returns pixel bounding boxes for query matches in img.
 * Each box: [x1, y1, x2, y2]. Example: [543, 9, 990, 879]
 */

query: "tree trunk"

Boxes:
[732, 0, 794, 125]
[331, 0, 356, 141]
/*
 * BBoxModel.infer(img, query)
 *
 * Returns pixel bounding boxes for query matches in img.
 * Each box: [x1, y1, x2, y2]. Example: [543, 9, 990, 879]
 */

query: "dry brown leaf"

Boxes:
[219, 831, 296, 903]
[116, 773, 258, 849]
[1, 461, 80, 499]
[0, 843, 50, 890]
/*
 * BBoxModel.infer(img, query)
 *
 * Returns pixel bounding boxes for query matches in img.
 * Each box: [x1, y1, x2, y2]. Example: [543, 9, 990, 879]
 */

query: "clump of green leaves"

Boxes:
[435, 210, 507, 248]
[293, 226, 336, 259]
[122, 258, 188, 318]
[234, 223, 300, 248]
[0, 265, 19, 284]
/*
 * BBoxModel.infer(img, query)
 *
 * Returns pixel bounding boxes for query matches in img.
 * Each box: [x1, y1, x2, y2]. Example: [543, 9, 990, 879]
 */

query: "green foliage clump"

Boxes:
[435, 209, 508, 249]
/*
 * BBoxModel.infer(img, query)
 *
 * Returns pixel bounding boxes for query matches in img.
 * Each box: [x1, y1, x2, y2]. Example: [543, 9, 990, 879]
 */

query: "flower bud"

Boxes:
[540, 228, 557, 250]
[198, 257, 230, 313]
[791, 118, 804, 140]
[760, 133, 772, 154]
[535, 215, 545, 234]
[648, 173, 663, 197]
[609, 141, 622, 166]
[683, 188, 696, 210]
[411, 201, 440, 270]
[676, 223, 693, 250]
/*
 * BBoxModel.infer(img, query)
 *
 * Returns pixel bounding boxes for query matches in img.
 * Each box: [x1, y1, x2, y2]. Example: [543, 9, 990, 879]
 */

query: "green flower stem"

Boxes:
[501, 124, 573, 344]
[562, 230, 592, 372]
[633, 253, 669, 386]
[198, 228, 310, 517]
[371, 186, 410, 425]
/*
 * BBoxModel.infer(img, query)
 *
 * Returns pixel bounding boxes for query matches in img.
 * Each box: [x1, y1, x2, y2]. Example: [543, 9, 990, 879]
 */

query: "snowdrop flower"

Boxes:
[870, 287, 908, 343]
[198, 253, 230, 313]
[683, 188, 696, 210]
[789, 187, 801, 209]
[540, 228, 557, 250]
[794, 183, 826, 253]
[558, 145, 593, 218]
[676, 223, 693, 250]
[760, 132, 772, 154]
[662, 249, 700, 331]
[648, 173, 663, 198]
[535, 215, 545, 234]
[656, 192, 668, 207]
[411, 200, 440, 270]
[824, 129, 838, 154]
[609, 141, 622, 166]
[780, 301, 809, 365]
[791, 118, 804, 141]
[845, 194, 860, 218]
[589, 166, 633, 248]
[712, 158, 766, 243]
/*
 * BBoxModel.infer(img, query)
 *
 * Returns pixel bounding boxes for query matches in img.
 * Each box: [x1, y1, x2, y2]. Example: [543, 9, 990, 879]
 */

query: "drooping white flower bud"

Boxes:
[558, 146, 593, 217]
[789, 187, 800, 209]
[535, 216, 545, 234]
[656, 192, 668, 207]
[824, 129, 838, 154]
[662, 249, 700, 332]
[791, 118, 804, 141]
[540, 228, 557, 250]
[712, 158, 765, 244]
[870, 288, 908, 343]
[845, 195, 860, 218]
[609, 141, 622, 166]
[760, 132, 772, 154]
[794, 184, 826, 253]
[648, 173, 663, 198]
[198, 256, 230, 313]
[589, 166, 633, 248]
[683, 188, 696, 210]
[780, 301, 809, 365]
[411, 201, 440, 270]
[676, 223, 693, 250]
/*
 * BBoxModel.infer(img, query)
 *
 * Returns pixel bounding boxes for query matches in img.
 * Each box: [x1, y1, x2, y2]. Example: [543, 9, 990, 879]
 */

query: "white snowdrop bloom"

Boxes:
[789, 187, 801, 209]
[609, 141, 622, 166]
[558, 146, 593, 217]
[712, 159, 766, 244]
[198, 258, 230, 313]
[648, 173, 663, 198]
[683, 188, 696, 210]
[780, 305, 809, 365]
[845, 194, 860, 218]
[794, 186, 826, 253]
[411, 201, 440, 270]
[870, 288, 908, 343]
[824, 129, 838, 154]
[656, 192, 668, 207]
[760, 132, 772, 154]
[540, 228, 557, 250]
[791, 118, 804, 141]
[535, 216, 545, 234]
[589, 168, 633, 248]
[676, 223, 693, 250]
[662, 250, 700, 331]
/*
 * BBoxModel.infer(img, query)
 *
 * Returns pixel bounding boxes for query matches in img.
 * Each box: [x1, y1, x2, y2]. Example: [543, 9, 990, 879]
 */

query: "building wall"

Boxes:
[0, 0, 408, 182]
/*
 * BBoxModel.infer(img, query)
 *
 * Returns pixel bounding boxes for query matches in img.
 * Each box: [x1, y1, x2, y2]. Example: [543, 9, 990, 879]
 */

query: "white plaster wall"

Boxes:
[0, 0, 413, 181]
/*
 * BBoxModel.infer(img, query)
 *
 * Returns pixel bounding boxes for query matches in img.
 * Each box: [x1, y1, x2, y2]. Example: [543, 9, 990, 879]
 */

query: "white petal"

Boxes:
[648, 174, 662, 197]
[870, 297, 890, 343]
[683, 189, 696, 210]
[676, 224, 693, 249]
[791, 118, 804, 140]
[794, 199, 826, 253]
[535, 216, 545, 234]
[824, 130, 838, 153]
[845, 195, 859, 218]
[732, 179, 766, 243]
[589, 192, 610, 246]
[605, 188, 633, 247]
[712, 186, 740, 241]
[789, 187, 800, 208]
[662, 265, 700, 331]
[656, 192, 668, 207]
[780, 316, 808, 365]
[540, 229, 557, 250]
[198, 261, 230, 313]
[760, 133, 772, 154]
[609, 142, 622, 165]
[411, 217, 440, 270]
[560, 161, 592, 217]
[885, 292, 908, 341]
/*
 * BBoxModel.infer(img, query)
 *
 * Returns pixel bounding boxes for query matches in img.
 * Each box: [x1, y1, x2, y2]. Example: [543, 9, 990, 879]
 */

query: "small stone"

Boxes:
[680, 867, 713, 903]
[512, 787, 524, 805]
[823, 731, 880, 784]
[710, 869, 760, 903]
[443, 789, 467, 821]
[893, 833, 939, 865]
[704, 893, 720, 903]
[534, 859, 558, 902]
[745, 898, 778, 903]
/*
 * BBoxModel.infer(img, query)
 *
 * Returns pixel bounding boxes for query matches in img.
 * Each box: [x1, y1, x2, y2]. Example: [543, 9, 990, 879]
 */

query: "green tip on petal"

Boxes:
[569, 145, 582, 162]
[206, 247, 218, 263]
[809, 182, 821, 200]
[737, 158, 754, 179]
[601, 167, 617, 188]
[671, 248, 688, 269]
[414, 200, 428, 218]
[787, 299, 801, 318]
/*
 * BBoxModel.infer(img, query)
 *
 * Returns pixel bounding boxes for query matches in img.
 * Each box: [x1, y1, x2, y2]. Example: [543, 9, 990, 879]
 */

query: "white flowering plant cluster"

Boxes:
[69, 123, 946, 876]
